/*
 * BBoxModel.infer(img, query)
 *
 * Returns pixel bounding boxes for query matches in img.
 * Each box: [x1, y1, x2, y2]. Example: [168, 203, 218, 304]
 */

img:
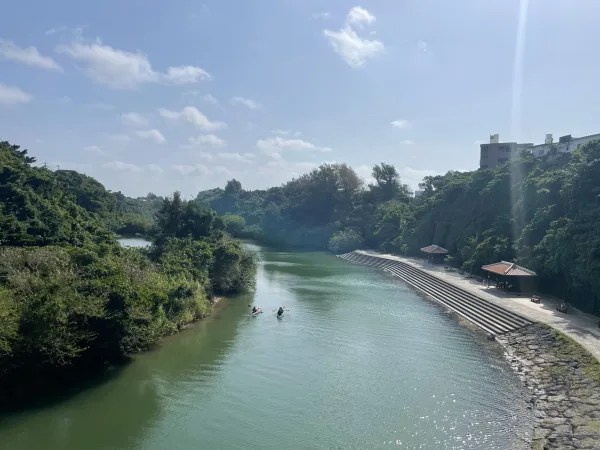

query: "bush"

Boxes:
[328, 229, 363, 254]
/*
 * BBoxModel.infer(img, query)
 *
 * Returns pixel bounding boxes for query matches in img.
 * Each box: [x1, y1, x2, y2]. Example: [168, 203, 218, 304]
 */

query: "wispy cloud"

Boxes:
[45, 26, 67, 36]
[121, 112, 149, 128]
[231, 96, 263, 110]
[400, 140, 415, 145]
[323, 7, 384, 68]
[257, 136, 332, 159]
[0, 83, 33, 105]
[0, 39, 62, 71]
[202, 93, 218, 105]
[312, 12, 331, 20]
[135, 129, 166, 144]
[171, 164, 210, 176]
[271, 129, 302, 137]
[163, 66, 211, 84]
[56, 39, 211, 89]
[184, 134, 226, 148]
[216, 152, 255, 164]
[103, 161, 144, 173]
[158, 106, 226, 131]
[346, 7, 376, 28]
[391, 119, 412, 129]
[84, 145, 105, 155]
[106, 133, 131, 144]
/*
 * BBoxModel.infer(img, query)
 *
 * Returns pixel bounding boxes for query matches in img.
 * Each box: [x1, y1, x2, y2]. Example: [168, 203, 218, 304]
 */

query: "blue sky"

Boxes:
[2, 0, 600, 197]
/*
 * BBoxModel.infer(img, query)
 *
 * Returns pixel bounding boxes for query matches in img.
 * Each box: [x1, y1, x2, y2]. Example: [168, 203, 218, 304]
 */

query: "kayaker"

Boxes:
[252, 306, 259, 314]
[277, 306, 284, 317]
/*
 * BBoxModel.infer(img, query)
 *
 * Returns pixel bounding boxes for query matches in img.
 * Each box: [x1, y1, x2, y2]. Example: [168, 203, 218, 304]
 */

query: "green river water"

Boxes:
[0, 242, 533, 449]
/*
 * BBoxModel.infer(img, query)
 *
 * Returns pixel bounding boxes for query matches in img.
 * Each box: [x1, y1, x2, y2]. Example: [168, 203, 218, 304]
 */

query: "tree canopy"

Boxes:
[196, 142, 600, 316]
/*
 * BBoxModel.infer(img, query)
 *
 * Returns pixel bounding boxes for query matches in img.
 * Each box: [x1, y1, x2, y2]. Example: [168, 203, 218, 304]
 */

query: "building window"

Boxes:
[481, 148, 488, 158]
[499, 158, 508, 163]
[480, 165, 488, 169]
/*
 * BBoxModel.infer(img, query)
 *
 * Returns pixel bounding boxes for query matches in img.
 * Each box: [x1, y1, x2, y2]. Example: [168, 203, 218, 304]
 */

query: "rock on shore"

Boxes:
[496, 325, 600, 450]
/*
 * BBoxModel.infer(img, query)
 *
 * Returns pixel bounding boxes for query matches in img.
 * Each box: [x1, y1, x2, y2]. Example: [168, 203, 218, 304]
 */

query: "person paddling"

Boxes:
[251, 305, 259, 314]
[277, 306, 285, 317]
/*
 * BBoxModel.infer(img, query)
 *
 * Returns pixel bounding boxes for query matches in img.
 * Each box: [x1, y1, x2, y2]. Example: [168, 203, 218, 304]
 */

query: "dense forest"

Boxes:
[0, 141, 257, 402]
[197, 142, 600, 316]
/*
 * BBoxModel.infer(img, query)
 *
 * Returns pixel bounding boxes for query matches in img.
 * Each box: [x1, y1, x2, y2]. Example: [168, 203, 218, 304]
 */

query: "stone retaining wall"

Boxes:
[496, 325, 600, 449]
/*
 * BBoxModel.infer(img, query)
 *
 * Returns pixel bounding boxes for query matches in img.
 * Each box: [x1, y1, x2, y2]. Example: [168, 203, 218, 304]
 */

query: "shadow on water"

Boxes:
[0, 293, 253, 450]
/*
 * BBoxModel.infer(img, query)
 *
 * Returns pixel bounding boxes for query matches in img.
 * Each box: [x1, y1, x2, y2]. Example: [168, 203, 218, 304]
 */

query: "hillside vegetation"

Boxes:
[197, 142, 600, 315]
[0, 141, 257, 401]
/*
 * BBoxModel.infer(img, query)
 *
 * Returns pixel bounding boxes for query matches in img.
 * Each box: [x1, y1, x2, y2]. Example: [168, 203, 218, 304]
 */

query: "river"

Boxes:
[0, 243, 533, 449]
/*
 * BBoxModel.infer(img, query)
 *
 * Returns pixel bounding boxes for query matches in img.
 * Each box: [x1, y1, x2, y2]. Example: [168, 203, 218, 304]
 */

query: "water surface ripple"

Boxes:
[0, 244, 533, 449]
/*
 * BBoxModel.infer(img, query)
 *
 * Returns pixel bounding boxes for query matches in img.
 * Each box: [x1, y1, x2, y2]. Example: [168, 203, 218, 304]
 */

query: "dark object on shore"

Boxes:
[530, 295, 541, 304]
[557, 303, 568, 313]
[487, 334, 495, 341]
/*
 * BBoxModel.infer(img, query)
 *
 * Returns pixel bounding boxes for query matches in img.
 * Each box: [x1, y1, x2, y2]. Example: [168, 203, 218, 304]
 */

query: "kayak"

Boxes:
[251, 307, 262, 317]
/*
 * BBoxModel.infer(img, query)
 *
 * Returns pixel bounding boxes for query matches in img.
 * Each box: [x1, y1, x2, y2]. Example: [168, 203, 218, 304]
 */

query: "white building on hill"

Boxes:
[529, 133, 600, 158]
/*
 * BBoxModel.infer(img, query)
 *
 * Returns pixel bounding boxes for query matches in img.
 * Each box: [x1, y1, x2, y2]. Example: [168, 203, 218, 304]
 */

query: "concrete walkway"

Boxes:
[357, 250, 600, 361]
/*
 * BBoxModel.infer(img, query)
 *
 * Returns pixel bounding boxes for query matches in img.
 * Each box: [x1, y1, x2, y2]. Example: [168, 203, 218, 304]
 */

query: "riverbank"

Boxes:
[342, 250, 600, 449]
[358, 250, 600, 360]
[498, 325, 600, 449]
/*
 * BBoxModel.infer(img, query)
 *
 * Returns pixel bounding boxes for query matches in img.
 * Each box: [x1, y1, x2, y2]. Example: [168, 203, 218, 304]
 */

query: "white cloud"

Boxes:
[346, 7, 376, 27]
[56, 40, 211, 89]
[257, 137, 332, 157]
[417, 40, 429, 52]
[231, 96, 262, 110]
[197, 151, 215, 161]
[202, 93, 218, 104]
[391, 119, 412, 129]
[103, 161, 144, 173]
[271, 129, 302, 137]
[399, 167, 438, 190]
[84, 145, 105, 155]
[59, 95, 71, 104]
[45, 26, 67, 36]
[213, 166, 233, 177]
[400, 140, 415, 145]
[121, 112, 149, 128]
[185, 134, 226, 148]
[146, 164, 164, 174]
[158, 106, 226, 131]
[243, 152, 256, 159]
[323, 27, 383, 68]
[172, 164, 209, 176]
[355, 164, 375, 184]
[0, 84, 33, 105]
[164, 66, 212, 84]
[136, 129, 166, 144]
[216, 152, 255, 164]
[0, 39, 62, 71]
[313, 12, 331, 19]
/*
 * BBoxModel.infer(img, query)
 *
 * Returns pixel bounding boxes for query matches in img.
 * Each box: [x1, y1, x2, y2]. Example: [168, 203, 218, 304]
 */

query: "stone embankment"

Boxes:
[498, 325, 600, 450]
[338, 250, 532, 336]
[337, 250, 600, 449]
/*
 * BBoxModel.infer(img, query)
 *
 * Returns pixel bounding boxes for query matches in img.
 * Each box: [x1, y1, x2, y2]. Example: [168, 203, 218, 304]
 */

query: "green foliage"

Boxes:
[328, 229, 363, 254]
[0, 140, 257, 391]
[222, 214, 246, 237]
[195, 141, 600, 315]
[0, 141, 112, 246]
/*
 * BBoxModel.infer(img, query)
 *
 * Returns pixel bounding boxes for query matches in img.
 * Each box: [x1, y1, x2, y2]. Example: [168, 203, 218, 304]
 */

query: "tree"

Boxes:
[225, 179, 242, 195]
[222, 215, 246, 236]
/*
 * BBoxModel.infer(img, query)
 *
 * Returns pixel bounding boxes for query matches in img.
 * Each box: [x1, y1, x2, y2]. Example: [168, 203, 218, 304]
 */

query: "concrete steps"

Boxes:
[338, 251, 532, 336]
